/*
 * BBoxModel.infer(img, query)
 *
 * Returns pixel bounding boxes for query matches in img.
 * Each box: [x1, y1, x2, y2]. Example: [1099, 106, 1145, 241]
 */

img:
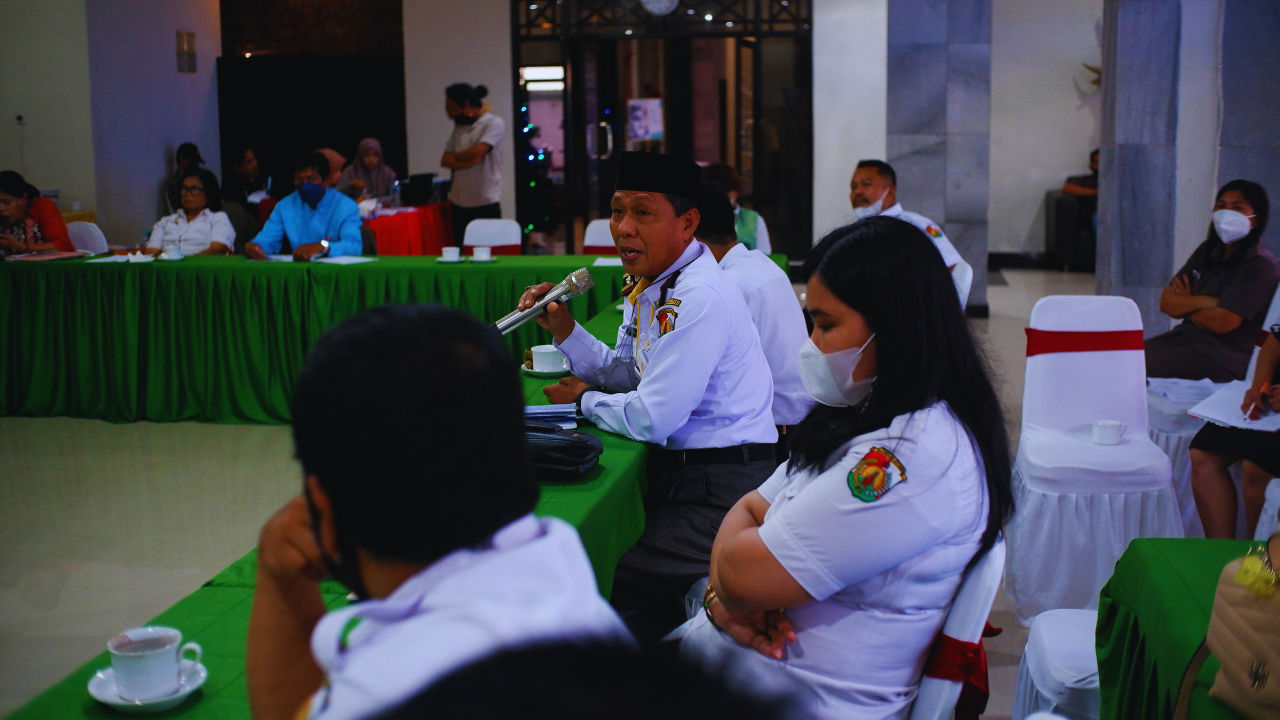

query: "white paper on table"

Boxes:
[245, 255, 296, 263]
[313, 256, 378, 265]
[1147, 377, 1223, 404]
[1188, 380, 1280, 432]
[593, 257, 624, 266]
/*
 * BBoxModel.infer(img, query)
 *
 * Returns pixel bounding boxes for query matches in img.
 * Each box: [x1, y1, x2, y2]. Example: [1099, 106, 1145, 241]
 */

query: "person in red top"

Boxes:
[0, 171, 74, 255]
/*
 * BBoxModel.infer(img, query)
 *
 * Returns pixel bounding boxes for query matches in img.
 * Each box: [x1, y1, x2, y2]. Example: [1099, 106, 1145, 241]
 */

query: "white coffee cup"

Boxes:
[473, 246, 492, 261]
[441, 246, 461, 261]
[1092, 420, 1127, 446]
[531, 344, 569, 372]
[107, 626, 202, 701]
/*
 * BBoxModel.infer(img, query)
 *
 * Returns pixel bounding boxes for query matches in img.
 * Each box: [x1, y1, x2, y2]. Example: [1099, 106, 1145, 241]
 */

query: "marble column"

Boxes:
[887, 0, 992, 313]
[1217, 0, 1280, 254]
[1096, 0, 1182, 336]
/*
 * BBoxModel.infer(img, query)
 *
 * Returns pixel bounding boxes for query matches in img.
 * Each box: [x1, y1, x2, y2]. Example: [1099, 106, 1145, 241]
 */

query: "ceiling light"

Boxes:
[704, 13, 713, 20]
[526, 80, 565, 92]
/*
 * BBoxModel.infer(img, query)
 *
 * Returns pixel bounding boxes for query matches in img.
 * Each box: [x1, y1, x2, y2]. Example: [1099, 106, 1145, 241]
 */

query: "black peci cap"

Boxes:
[614, 151, 701, 206]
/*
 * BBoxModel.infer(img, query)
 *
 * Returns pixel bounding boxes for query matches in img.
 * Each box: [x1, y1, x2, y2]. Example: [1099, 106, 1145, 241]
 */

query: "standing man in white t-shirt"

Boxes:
[441, 83, 505, 247]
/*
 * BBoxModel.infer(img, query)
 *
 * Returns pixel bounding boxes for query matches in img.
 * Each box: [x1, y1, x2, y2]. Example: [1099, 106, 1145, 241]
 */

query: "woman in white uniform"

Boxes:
[680, 216, 1015, 720]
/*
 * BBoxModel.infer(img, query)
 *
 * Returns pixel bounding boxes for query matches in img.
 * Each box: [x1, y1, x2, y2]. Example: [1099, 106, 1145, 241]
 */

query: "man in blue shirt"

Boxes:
[246, 152, 363, 261]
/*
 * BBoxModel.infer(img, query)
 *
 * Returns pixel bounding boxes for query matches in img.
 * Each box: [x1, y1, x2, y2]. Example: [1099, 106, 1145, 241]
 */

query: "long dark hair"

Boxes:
[790, 217, 1013, 560]
[1191, 180, 1270, 268]
[180, 167, 224, 213]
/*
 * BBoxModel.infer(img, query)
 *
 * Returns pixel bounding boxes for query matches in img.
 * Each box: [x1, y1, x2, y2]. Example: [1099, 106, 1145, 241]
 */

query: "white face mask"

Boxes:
[1213, 209, 1255, 244]
[798, 334, 876, 407]
[853, 188, 890, 221]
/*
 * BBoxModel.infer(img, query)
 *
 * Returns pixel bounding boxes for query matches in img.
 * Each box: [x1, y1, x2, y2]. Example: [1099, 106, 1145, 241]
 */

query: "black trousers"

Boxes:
[449, 202, 502, 248]
[610, 448, 775, 644]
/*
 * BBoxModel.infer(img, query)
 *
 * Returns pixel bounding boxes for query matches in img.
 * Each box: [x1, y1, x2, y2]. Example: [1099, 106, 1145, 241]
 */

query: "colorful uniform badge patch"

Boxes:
[848, 447, 907, 502]
[926, 225, 943, 239]
[656, 306, 678, 336]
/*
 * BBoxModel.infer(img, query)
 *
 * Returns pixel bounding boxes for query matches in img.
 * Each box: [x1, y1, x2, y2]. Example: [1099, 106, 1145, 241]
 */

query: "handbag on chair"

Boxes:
[1173, 532, 1280, 720]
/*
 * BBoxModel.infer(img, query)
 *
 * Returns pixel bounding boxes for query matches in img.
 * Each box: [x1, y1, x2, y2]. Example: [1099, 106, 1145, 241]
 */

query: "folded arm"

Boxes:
[1160, 274, 1219, 319]
[440, 143, 492, 171]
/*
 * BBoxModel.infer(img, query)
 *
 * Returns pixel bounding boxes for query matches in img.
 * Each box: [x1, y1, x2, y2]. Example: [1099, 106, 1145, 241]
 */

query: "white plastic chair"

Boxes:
[1012, 609, 1100, 720]
[908, 539, 1006, 720]
[583, 218, 616, 255]
[952, 258, 974, 309]
[462, 218, 522, 256]
[1005, 296, 1182, 626]
[66, 221, 108, 254]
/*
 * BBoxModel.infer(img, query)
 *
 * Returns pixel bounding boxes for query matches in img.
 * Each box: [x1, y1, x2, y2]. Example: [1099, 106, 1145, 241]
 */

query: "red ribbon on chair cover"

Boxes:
[921, 622, 1003, 720]
[1024, 328, 1145, 357]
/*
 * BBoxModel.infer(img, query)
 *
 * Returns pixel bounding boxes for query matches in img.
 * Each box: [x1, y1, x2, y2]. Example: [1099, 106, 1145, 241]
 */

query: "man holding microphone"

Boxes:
[518, 152, 776, 642]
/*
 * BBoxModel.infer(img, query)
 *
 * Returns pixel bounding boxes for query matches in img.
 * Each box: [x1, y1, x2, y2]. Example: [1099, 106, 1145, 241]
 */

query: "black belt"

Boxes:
[651, 443, 775, 467]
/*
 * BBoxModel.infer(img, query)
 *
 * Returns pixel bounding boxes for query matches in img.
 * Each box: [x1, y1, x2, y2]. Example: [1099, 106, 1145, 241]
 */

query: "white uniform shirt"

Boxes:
[881, 204, 962, 269]
[679, 402, 988, 720]
[304, 515, 628, 720]
[445, 112, 505, 208]
[556, 240, 777, 450]
[147, 209, 235, 256]
[716, 243, 814, 426]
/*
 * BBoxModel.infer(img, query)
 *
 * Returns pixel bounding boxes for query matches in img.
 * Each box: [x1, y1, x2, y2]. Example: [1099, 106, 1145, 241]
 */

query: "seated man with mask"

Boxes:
[519, 152, 777, 642]
[849, 159, 961, 272]
[246, 304, 628, 720]
[245, 152, 362, 261]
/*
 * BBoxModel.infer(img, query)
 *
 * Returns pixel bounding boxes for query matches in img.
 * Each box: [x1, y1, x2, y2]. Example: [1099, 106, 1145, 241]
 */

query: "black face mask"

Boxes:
[453, 113, 477, 126]
[304, 486, 370, 601]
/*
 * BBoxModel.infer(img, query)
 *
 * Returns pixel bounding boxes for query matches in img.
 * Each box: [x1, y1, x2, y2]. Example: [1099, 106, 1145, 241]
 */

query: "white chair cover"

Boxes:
[952, 259, 974, 309]
[1012, 609, 1100, 720]
[1258, 480, 1280, 540]
[462, 218, 521, 248]
[66, 221, 108, 254]
[1006, 296, 1182, 626]
[908, 540, 1006, 720]
[583, 218, 615, 251]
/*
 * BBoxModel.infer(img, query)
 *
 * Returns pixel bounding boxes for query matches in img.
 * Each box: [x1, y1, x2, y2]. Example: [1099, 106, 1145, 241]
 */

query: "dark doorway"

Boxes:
[217, 0, 407, 195]
[216, 55, 408, 196]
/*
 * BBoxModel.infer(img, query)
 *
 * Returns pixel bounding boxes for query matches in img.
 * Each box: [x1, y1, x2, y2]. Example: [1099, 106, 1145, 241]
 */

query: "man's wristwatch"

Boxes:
[319, 239, 331, 257]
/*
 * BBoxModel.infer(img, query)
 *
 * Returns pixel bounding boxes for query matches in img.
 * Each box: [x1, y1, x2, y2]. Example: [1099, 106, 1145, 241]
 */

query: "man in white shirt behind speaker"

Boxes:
[697, 182, 814, 463]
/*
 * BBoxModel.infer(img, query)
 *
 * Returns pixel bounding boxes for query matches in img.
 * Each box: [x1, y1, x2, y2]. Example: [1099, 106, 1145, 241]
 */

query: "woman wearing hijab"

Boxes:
[339, 138, 398, 200]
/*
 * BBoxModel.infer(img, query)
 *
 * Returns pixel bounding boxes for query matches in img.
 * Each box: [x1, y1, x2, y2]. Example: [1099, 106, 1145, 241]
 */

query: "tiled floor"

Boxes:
[0, 269, 1096, 717]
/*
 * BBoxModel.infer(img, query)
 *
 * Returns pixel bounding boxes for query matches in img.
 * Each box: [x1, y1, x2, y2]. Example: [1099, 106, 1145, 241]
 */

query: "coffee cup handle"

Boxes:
[180, 642, 202, 665]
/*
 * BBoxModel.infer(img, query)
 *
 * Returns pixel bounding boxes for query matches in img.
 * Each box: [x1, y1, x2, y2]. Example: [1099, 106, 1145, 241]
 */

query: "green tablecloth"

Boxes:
[1097, 538, 1255, 720]
[0, 256, 627, 425]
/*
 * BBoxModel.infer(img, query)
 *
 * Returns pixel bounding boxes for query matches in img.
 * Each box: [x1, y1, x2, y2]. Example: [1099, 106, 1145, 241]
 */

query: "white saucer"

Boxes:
[156, 255, 184, 262]
[616, 303, 625, 311]
[89, 659, 207, 714]
[521, 366, 570, 379]
[436, 257, 464, 263]
[470, 257, 496, 263]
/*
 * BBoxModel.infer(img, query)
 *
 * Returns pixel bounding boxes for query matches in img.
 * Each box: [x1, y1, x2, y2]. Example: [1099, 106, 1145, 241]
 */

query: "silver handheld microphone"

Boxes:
[494, 268, 595, 335]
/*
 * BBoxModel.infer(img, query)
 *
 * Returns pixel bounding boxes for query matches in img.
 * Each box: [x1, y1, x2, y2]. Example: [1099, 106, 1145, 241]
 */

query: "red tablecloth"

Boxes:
[363, 202, 452, 256]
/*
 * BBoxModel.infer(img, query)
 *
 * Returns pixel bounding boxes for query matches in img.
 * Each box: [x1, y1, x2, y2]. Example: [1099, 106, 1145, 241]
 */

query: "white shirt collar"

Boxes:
[644, 239, 704, 293]
[718, 242, 749, 266]
[881, 203, 905, 218]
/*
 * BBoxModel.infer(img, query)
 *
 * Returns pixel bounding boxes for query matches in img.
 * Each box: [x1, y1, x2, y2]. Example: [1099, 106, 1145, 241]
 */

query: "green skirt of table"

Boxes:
[1097, 538, 1255, 720]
